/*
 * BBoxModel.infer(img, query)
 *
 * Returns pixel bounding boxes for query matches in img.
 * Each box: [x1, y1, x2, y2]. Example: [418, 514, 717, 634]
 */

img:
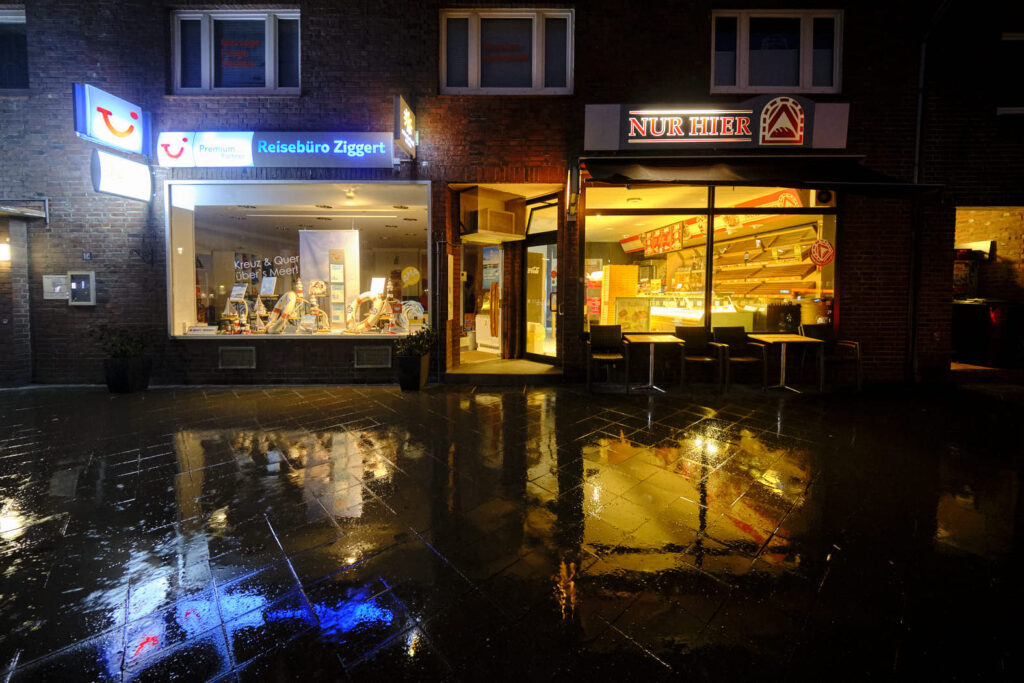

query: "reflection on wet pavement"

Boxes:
[1, 384, 1021, 680]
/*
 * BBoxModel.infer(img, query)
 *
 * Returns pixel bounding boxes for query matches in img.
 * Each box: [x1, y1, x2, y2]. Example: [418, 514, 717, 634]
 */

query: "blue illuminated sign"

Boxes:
[156, 131, 394, 168]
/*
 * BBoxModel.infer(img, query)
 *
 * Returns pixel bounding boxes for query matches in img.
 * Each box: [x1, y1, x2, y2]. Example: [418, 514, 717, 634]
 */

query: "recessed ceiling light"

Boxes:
[625, 197, 642, 205]
[392, 205, 409, 210]
[403, 218, 417, 222]
[385, 224, 398, 228]
[315, 204, 333, 209]
[316, 217, 332, 221]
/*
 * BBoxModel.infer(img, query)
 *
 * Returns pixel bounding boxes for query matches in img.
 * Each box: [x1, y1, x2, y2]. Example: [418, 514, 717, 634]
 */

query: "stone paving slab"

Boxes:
[1, 383, 1021, 681]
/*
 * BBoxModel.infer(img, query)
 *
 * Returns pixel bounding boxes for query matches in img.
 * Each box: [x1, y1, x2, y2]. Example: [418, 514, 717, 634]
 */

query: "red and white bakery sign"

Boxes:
[809, 239, 835, 267]
[643, 223, 683, 257]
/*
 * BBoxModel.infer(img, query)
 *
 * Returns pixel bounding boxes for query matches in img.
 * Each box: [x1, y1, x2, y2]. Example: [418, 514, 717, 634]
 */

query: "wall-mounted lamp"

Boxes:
[0, 242, 10, 261]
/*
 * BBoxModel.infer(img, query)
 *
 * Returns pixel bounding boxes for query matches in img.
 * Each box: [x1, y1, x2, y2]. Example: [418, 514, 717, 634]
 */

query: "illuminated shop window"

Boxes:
[441, 9, 573, 94]
[711, 10, 842, 94]
[0, 9, 28, 91]
[172, 10, 299, 94]
[166, 183, 430, 338]
[583, 186, 837, 334]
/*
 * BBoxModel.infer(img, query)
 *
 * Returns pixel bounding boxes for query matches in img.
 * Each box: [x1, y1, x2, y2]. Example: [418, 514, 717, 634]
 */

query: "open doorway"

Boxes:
[449, 183, 563, 374]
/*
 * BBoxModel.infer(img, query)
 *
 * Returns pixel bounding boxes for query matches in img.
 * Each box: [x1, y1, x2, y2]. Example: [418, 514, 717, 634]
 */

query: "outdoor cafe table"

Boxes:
[623, 333, 684, 393]
[748, 333, 824, 392]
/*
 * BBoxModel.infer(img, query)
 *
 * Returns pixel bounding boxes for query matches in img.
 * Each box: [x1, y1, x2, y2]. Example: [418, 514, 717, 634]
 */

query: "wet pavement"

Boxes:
[1, 382, 1021, 681]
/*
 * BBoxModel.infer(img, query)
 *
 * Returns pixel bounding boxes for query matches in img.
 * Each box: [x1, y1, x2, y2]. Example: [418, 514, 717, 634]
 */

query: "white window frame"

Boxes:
[711, 9, 842, 95]
[172, 10, 300, 95]
[0, 8, 28, 93]
[440, 8, 574, 95]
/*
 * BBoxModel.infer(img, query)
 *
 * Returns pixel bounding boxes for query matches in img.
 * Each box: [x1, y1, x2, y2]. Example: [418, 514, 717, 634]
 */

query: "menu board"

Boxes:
[643, 223, 683, 257]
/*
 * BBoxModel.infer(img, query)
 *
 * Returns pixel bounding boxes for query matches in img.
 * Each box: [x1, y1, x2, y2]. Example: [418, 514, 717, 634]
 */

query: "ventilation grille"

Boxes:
[354, 345, 392, 368]
[218, 346, 257, 370]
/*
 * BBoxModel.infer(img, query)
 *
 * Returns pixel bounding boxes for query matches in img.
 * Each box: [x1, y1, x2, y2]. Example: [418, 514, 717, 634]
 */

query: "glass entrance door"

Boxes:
[525, 239, 557, 360]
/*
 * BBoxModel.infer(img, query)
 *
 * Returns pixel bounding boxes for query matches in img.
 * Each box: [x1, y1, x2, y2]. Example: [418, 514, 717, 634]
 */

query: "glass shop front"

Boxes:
[166, 181, 430, 339]
[581, 183, 837, 335]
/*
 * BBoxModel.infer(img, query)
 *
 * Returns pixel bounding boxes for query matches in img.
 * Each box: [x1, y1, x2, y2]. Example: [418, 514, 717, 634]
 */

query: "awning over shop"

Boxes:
[581, 155, 940, 196]
[0, 201, 48, 219]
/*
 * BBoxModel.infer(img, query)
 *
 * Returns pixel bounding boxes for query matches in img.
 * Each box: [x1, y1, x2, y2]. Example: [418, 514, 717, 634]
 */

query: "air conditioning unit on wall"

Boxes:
[462, 208, 524, 244]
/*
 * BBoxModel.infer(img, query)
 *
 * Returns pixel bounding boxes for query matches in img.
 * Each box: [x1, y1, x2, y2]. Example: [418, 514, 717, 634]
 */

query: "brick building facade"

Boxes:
[1, 1, 1020, 387]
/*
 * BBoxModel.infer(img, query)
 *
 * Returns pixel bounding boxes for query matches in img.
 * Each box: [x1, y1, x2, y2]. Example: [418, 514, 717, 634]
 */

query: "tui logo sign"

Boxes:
[73, 84, 149, 156]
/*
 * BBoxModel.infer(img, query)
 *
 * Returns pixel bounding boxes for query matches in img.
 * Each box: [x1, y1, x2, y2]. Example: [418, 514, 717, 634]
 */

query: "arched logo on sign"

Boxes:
[809, 239, 835, 267]
[760, 97, 805, 146]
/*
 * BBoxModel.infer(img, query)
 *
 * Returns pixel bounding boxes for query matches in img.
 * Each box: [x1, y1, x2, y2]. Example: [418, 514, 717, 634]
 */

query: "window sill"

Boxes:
[440, 89, 574, 96]
[167, 90, 302, 97]
[173, 331, 415, 340]
[710, 86, 841, 95]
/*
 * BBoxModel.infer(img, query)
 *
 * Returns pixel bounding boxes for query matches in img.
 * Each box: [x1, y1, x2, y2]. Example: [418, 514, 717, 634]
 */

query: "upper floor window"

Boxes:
[172, 10, 299, 94]
[0, 9, 28, 91]
[712, 10, 842, 94]
[441, 9, 573, 94]
[998, 32, 1023, 114]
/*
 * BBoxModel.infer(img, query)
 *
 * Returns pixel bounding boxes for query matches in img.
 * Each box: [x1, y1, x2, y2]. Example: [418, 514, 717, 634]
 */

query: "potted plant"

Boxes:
[393, 326, 436, 391]
[93, 324, 154, 393]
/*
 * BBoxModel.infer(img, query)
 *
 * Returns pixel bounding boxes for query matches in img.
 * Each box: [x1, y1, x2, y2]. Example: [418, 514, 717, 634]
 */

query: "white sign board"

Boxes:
[42, 275, 69, 300]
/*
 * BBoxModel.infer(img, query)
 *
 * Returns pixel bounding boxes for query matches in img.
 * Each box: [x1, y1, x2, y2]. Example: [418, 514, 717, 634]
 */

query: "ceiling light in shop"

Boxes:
[315, 204, 333, 209]
[392, 205, 409, 210]
[625, 197, 642, 205]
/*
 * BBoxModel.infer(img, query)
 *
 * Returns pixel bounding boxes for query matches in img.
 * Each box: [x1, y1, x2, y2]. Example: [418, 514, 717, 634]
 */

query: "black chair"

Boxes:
[712, 326, 767, 390]
[800, 323, 863, 391]
[674, 326, 724, 390]
[586, 324, 629, 393]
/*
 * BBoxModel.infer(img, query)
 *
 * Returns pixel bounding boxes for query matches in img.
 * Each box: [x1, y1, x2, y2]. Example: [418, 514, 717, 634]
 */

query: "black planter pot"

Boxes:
[103, 357, 152, 393]
[396, 353, 430, 391]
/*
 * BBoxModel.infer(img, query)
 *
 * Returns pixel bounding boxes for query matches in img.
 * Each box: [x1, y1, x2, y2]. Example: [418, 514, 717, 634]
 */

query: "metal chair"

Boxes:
[586, 324, 629, 393]
[674, 326, 724, 390]
[712, 326, 767, 390]
[800, 323, 863, 391]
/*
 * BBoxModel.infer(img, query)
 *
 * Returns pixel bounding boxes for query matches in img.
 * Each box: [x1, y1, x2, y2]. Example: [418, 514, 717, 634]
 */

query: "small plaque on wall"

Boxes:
[43, 275, 69, 300]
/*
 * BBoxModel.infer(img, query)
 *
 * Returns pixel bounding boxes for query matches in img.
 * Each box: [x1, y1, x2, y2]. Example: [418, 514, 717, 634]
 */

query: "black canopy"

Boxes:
[581, 155, 939, 196]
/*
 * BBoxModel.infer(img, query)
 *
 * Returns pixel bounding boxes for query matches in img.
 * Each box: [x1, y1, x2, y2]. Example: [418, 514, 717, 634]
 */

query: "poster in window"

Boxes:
[214, 20, 266, 88]
[615, 297, 650, 332]
[480, 18, 532, 88]
[482, 246, 501, 290]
